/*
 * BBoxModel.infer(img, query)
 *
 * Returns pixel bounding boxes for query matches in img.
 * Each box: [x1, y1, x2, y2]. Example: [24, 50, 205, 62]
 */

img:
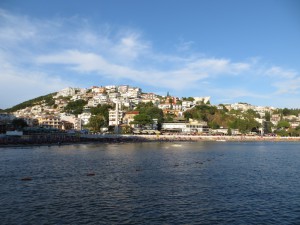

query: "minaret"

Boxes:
[114, 99, 121, 134]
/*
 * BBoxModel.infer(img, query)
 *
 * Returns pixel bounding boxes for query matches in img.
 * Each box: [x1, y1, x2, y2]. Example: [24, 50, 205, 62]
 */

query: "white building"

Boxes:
[78, 112, 92, 125]
[162, 119, 209, 133]
[60, 113, 82, 130]
[182, 101, 194, 111]
[56, 87, 78, 97]
[127, 87, 141, 98]
[194, 97, 210, 104]
[108, 92, 120, 101]
[94, 94, 108, 104]
[118, 85, 129, 93]
[70, 95, 82, 101]
[105, 85, 117, 93]
[108, 109, 124, 126]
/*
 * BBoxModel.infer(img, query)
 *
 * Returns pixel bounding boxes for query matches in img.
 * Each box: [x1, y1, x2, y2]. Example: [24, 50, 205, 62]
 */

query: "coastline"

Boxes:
[1, 134, 300, 148]
[129, 134, 300, 142]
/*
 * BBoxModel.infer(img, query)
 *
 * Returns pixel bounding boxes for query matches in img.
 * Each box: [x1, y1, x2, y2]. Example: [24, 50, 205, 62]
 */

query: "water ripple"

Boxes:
[1, 142, 300, 224]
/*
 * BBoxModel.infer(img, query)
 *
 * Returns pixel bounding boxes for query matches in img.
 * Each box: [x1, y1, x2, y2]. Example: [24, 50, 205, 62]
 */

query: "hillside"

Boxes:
[2, 85, 300, 136]
[3, 93, 57, 113]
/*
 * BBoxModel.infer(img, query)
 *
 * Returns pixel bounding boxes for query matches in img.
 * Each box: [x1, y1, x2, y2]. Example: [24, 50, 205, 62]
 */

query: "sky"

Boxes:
[0, 0, 300, 109]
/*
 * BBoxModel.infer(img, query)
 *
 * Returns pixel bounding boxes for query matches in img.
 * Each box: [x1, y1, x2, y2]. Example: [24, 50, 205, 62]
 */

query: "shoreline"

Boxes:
[1, 134, 300, 147]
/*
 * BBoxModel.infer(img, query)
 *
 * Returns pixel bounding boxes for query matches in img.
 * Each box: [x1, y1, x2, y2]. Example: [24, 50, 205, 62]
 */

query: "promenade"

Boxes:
[1, 133, 300, 147]
[81, 134, 300, 142]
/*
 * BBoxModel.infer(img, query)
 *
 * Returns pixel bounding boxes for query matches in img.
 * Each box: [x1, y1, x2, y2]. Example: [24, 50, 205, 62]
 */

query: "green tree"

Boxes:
[12, 118, 28, 130]
[228, 117, 260, 134]
[90, 104, 112, 124]
[134, 102, 164, 129]
[282, 108, 290, 116]
[265, 111, 271, 122]
[277, 120, 290, 129]
[246, 109, 260, 118]
[64, 99, 87, 115]
[182, 97, 195, 101]
[121, 125, 133, 134]
[275, 129, 289, 137]
[131, 114, 152, 126]
[183, 105, 218, 122]
[88, 115, 105, 132]
[165, 114, 175, 122]
[227, 128, 232, 136]
[208, 121, 220, 129]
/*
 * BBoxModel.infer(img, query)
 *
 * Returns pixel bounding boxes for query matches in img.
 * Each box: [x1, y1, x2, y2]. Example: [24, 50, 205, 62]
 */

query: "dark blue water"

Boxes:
[1, 142, 300, 224]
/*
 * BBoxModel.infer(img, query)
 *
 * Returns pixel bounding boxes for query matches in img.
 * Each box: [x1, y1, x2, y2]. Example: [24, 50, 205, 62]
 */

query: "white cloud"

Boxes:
[37, 49, 253, 90]
[186, 58, 250, 75]
[0, 9, 36, 43]
[261, 66, 300, 95]
[176, 39, 194, 52]
[0, 57, 70, 108]
[112, 33, 150, 61]
[1, 8, 300, 108]
[272, 78, 300, 94]
[265, 66, 297, 79]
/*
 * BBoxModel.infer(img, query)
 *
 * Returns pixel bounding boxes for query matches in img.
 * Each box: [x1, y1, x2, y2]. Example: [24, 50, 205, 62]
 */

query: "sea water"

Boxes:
[1, 142, 300, 224]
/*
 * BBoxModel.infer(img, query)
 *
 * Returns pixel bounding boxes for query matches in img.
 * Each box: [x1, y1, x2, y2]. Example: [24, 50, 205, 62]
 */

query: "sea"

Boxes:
[1, 141, 300, 225]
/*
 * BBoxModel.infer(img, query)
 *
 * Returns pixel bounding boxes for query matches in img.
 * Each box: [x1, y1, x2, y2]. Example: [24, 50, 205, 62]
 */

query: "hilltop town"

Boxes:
[1, 85, 300, 137]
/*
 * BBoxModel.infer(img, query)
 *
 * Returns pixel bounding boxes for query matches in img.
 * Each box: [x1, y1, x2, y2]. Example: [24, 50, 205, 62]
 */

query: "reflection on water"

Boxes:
[1, 142, 300, 224]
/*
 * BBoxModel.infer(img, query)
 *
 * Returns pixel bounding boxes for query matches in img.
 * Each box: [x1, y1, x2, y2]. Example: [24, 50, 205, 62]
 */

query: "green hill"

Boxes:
[4, 92, 57, 113]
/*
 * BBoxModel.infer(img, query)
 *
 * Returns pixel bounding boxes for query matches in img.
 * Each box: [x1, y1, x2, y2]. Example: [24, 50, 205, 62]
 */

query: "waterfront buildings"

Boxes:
[4, 84, 299, 135]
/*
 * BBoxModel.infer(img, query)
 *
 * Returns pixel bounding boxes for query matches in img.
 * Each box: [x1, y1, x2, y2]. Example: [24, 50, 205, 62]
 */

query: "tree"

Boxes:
[183, 105, 218, 122]
[277, 120, 290, 129]
[165, 114, 175, 122]
[12, 118, 28, 130]
[246, 109, 260, 118]
[131, 114, 152, 126]
[64, 99, 87, 115]
[228, 117, 260, 134]
[133, 102, 164, 129]
[282, 108, 290, 116]
[227, 128, 232, 136]
[275, 129, 289, 137]
[265, 111, 271, 122]
[176, 100, 182, 105]
[90, 104, 112, 124]
[182, 97, 195, 101]
[121, 125, 133, 134]
[88, 115, 105, 132]
[208, 121, 220, 129]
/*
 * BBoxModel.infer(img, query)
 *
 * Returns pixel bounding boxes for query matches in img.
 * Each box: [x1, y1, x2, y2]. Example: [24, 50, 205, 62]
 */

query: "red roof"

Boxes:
[126, 111, 139, 115]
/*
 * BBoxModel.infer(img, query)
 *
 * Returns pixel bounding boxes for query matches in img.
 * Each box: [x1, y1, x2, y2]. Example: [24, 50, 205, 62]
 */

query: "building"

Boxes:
[123, 111, 139, 127]
[193, 97, 210, 104]
[108, 109, 124, 126]
[60, 114, 82, 130]
[161, 119, 209, 134]
[78, 112, 92, 126]
[118, 85, 129, 93]
[61, 120, 74, 130]
[38, 116, 61, 129]
[56, 87, 79, 97]
[127, 87, 141, 98]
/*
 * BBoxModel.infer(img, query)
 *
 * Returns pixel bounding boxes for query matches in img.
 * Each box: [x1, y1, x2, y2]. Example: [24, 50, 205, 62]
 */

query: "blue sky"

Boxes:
[0, 0, 300, 109]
